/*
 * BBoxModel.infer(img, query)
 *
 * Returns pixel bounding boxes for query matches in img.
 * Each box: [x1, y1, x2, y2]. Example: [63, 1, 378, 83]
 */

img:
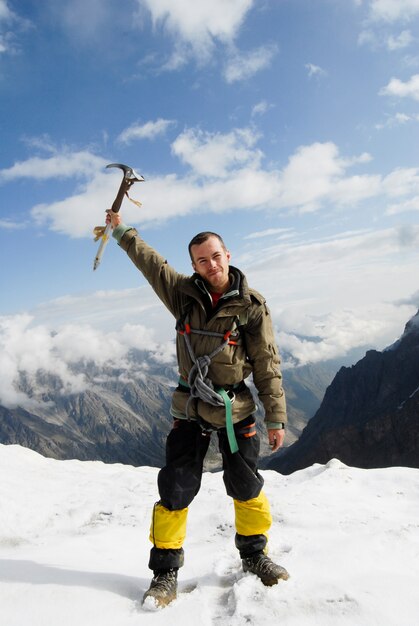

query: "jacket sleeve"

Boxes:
[244, 299, 287, 428]
[117, 227, 187, 318]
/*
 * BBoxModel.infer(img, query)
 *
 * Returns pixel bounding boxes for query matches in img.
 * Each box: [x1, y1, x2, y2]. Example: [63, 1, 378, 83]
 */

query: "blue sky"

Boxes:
[1, 0, 419, 407]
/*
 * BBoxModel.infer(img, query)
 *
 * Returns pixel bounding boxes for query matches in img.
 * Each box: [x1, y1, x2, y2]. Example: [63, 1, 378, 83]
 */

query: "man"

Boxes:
[107, 211, 289, 608]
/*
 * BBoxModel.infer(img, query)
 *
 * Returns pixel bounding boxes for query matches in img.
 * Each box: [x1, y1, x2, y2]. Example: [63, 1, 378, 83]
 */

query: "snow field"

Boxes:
[1, 445, 418, 625]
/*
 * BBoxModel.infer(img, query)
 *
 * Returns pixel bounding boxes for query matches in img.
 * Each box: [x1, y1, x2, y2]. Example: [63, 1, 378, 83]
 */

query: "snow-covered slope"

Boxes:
[1, 444, 418, 625]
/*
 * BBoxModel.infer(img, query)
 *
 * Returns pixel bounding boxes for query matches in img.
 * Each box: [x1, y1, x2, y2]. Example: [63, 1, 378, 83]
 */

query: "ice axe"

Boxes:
[93, 163, 145, 271]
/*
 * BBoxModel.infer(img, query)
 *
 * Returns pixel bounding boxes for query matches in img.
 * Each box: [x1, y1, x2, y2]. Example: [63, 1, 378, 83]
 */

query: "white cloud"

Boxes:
[137, 0, 254, 65]
[0, 0, 29, 55]
[0, 151, 129, 239]
[331, 174, 382, 205]
[359, 26, 414, 52]
[240, 226, 419, 364]
[240, 226, 419, 298]
[380, 74, 419, 100]
[116, 118, 175, 144]
[275, 142, 373, 212]
[22, 134, 66, 153]
[358, 29, 378, 48]
[305, 63, 327, 78]
[387, 29, 413, 50]
[375, 112, 416, 129]
[41, 0, 117, 44]
[23, 135, 419, 236]
[31, 169, 129, 238]
[3, 218, 417, 400]
[386, 195, 419, 214]
[382, 166, 419, 197]
[0, 219, 26, 230]
[159, 42, 190, 71]
[3, 258, 417, 408]
[0, 312, 175, 410]
[171, 127, 262, 177]
[31, 169, 199, 237]
[276, 143, 339, 211]
[243, 228, 403, 276]
[0, 0, 15, 23]
[402, 53, 419, 68]
[0, 314, 86, 409]
[276, 305, 412, 366]
[0, 150, 107, 183]
[223, 43, 278, 83]
[32, 287, 174, 340]
[21, 225, 419, 377]
[368, 0, 419, 22]
[244, 228, 293, 240]
[251, 100, 274, 117]
[395, 289, 419, 307]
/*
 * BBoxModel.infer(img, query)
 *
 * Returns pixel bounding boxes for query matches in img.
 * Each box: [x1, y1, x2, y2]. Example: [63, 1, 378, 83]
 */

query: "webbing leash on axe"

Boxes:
[93, 163, 144, 271]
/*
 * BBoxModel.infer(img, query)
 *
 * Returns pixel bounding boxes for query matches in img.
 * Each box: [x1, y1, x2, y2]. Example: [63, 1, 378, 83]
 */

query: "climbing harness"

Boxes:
[176, 315, 245, 454]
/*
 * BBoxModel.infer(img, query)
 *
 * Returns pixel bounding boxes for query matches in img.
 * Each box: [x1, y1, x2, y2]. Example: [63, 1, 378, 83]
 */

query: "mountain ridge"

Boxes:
[0, 349, 343, 468]
[269, 310, 419, 474]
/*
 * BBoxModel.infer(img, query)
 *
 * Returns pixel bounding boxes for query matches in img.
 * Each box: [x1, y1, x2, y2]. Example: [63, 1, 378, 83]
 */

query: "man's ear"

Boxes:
[191, 261, 196, 271]
[226, 250, 231, 262]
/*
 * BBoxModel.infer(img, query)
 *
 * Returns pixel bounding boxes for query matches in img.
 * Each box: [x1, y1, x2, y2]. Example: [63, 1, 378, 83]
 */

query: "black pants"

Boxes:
[148, 417, 269, 571]
[158, 416, 264, 507]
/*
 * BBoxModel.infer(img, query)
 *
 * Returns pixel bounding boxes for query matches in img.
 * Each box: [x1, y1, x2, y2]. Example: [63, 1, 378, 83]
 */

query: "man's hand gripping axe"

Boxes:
[93, 163, 145, 271]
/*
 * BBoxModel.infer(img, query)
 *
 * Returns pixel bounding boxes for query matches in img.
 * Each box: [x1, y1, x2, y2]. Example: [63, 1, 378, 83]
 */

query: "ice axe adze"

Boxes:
[93, 163, 145, 271]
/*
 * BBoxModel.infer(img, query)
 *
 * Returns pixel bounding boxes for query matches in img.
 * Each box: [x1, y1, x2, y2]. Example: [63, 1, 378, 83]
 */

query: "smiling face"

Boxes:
[190, 235, 232, 293]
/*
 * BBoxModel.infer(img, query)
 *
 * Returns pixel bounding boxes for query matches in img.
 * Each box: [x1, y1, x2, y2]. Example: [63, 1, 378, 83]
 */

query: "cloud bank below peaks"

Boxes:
[0, 313, 176, 411]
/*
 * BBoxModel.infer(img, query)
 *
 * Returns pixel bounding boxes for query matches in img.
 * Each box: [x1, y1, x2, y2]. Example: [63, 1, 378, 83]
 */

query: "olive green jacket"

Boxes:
[116, 227, 287, 429]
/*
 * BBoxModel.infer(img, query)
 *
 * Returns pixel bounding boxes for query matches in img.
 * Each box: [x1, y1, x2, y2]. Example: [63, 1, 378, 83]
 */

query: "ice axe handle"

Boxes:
[92, 176, 131, 271]
[93, 163, 144, 271]
[110, 177, 134, 214]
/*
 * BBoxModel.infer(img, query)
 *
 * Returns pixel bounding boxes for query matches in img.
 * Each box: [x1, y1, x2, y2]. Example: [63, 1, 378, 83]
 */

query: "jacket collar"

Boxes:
[187, 265, 251, 308]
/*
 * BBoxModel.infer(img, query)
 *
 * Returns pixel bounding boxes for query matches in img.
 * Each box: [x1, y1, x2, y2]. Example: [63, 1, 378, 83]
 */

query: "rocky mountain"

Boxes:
[269, 310, 419, 474]
[0, 369, 174, 468]
[0, 348, 341, 469]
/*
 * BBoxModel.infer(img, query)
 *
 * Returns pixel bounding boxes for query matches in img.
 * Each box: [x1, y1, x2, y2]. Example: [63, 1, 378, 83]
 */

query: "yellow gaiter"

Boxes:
[234, 490, 272, 538]
[149, 502, 188, 549]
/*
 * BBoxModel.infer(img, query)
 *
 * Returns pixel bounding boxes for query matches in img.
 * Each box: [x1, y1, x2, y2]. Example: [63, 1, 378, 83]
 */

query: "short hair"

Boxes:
[188, 231, 227, 261]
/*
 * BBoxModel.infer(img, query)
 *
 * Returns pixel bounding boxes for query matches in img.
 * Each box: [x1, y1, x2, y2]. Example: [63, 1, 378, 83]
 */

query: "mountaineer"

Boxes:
[106, 211, 289, 608]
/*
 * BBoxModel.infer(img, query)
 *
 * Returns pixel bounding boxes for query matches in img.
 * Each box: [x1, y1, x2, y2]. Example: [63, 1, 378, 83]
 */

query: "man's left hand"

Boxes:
[268, 428, 285, 452]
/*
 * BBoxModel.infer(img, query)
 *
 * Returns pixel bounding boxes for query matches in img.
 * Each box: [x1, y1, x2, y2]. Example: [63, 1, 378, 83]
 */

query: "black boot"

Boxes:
[142, 568, 178, 608]
[242, 552, 289, 586]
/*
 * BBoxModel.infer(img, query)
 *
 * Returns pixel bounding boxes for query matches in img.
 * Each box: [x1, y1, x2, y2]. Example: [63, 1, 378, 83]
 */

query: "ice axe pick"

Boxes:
[93, 163, 145, 271]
